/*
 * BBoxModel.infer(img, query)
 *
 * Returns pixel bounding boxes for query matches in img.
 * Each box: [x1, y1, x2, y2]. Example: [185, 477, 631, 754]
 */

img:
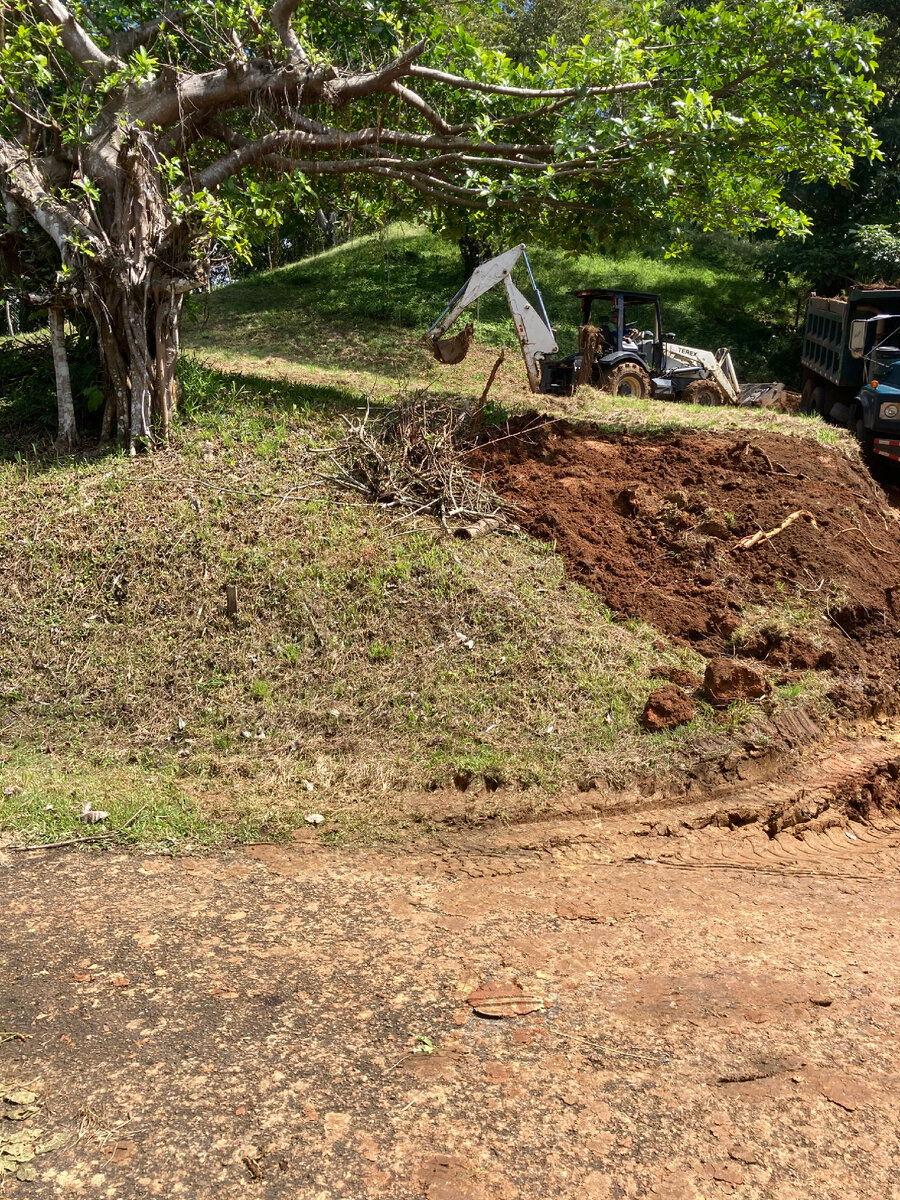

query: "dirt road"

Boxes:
[3, 766, 900, 1200]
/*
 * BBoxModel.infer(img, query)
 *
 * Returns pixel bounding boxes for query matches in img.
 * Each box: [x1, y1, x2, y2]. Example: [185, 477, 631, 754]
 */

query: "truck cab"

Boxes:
[539, 288, 741, 402]
[852, 315, 900, 461]
[539, 288, 664, 397]
[574, 288, 665, 373]
[801, 288, 900, 466]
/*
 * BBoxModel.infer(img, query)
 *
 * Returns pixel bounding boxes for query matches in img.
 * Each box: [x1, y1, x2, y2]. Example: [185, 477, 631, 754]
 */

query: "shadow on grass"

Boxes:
[0, 349, 362, 473]
[0, 333, 81, 463]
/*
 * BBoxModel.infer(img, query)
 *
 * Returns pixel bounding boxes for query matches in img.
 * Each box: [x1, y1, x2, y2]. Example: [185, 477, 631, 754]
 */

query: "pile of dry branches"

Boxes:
[321, 393, 508, 533]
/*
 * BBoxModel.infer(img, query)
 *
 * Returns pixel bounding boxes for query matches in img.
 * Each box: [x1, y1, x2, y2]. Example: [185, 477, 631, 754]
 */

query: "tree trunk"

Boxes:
[49, 305, 79, 452]
[90, 283, 183, 449]
[458, 231, 493, 277]
[87, 132, 185, 450]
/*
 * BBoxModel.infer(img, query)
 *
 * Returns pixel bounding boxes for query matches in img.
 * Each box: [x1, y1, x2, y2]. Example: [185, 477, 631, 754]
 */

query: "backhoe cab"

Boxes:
[540, 288, 665, 399]
[425, 245, 774, 407]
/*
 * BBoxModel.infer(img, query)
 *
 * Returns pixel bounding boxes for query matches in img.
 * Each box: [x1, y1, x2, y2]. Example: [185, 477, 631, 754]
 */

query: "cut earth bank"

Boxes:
[477, 420, 900, 713]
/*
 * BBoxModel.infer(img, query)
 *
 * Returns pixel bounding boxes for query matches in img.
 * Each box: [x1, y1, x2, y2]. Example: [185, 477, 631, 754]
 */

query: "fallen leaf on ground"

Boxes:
[4, 1145, 34, 1163]
[35, 1133, 68, 1155]
[2, 1106, 39, 1121]
[243, 1154, 265, 1180]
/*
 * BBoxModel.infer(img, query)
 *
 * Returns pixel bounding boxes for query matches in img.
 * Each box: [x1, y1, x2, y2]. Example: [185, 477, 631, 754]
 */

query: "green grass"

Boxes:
[555, 390, 854, 449]
[0, 231, 846, 848]
[186, 224, 802, 388]
[4, 357, 803, 849]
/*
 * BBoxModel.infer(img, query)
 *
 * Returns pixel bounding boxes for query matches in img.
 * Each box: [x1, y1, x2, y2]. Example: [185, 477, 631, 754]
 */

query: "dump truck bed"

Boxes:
[803, 288, 900, 389]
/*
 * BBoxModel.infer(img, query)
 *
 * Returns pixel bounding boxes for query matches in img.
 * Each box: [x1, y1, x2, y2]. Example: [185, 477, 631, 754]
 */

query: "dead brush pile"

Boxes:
[321, 392, 508, 533]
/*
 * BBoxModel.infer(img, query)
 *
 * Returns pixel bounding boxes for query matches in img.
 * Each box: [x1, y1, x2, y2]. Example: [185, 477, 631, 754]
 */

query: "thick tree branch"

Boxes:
[335, 40, 428, 104]
[0, 137, 101, 258]
[134, 60, 336, 129]
[285, 114, 557, 159]
[388, 82, 453, 134]
[32, 0, 114, 79]
[107, 14, 174, 59]
[407, 66, 655, 100]
[269, 0, 310, 66]
[192, 120, 567, 189]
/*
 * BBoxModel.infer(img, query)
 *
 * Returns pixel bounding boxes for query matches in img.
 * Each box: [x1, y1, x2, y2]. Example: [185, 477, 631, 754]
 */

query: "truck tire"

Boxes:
[849, 404, 875, 459]
[800, 378, 816, 414]
[800, 375, 827, 416]
[599, 363, 651, 398]
[682, 379, 728, 406]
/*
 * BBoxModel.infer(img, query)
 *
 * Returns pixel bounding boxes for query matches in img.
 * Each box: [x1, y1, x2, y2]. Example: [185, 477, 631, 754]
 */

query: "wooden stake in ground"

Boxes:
[471, 350, 505, 430]
[225, 583, 239, 617]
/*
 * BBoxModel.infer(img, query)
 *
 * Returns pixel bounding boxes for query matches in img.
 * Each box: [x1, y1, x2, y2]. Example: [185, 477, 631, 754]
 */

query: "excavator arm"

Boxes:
[425, 244, 558, 392]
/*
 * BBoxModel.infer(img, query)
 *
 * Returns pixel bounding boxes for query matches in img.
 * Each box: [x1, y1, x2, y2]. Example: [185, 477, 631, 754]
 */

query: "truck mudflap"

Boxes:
[873, 438, 900, 463]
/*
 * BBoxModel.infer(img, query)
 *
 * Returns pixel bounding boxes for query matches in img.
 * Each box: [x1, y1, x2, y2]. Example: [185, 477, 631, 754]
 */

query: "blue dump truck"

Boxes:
[801, 288, 900, 466]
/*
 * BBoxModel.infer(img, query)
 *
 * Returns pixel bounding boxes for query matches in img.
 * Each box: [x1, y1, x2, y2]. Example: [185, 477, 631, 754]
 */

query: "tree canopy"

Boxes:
[0, 0, 885, 445]
[760, 0, 900, 292]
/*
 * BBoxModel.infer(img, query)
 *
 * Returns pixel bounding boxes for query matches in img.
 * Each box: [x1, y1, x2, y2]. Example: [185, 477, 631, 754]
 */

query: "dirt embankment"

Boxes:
[477, 420, 900, 714]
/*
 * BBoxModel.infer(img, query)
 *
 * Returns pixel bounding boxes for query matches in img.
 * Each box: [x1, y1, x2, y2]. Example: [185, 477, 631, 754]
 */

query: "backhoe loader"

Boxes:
[425, 244, 781, 406]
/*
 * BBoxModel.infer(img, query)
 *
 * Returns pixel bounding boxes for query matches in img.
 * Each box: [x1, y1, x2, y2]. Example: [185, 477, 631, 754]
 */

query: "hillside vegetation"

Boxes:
[0, 232, 863, 849]
[188, 225, 804, 394]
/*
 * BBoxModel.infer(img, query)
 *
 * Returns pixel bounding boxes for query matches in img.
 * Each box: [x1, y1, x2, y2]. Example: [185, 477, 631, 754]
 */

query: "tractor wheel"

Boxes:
[599, 363, 651, 398]
[682, 379, 728, 406]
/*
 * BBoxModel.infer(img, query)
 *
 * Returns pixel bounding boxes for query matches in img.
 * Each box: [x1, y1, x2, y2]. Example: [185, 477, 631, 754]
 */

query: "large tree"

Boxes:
[0, 0, 883, 447]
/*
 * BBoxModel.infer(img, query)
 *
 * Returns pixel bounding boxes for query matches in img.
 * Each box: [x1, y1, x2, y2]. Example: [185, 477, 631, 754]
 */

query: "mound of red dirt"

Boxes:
[476, 419, 900, 711]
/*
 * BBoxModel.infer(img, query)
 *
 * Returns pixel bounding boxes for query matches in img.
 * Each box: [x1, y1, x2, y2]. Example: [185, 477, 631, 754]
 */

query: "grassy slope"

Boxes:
[0, 232, 851, 848]
[190, 224, 799, 380]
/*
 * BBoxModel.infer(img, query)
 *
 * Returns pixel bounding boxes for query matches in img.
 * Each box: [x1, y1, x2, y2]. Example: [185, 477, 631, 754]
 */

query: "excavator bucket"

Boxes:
[739, 381, 785, 408]
[428, 322, 474, 365]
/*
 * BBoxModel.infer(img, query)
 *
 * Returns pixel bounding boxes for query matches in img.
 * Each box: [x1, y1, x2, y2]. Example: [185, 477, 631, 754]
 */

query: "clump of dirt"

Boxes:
[667, 667, 704, 690]
[704, 657, 771, 705]
[740, 626, 834, 670]
[476, 418, 900, 707]
[641, 685, 695, 732]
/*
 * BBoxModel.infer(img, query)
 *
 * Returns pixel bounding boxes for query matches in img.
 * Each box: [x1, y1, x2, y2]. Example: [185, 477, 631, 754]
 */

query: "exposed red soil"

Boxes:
[5, 758, 900, 1198]
[640, 684, 695, 731]
[476, 420, 900, 712]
